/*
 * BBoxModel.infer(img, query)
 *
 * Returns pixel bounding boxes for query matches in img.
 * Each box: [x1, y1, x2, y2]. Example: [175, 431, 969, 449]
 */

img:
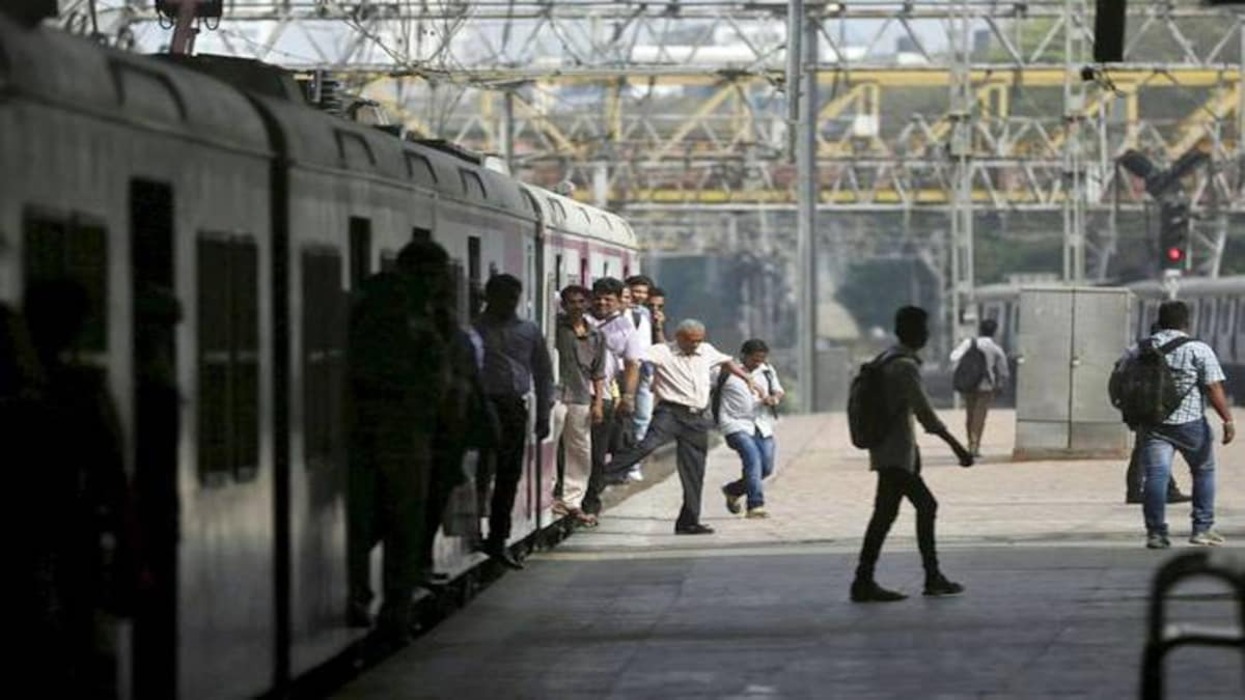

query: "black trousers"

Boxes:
[485, 395, 530, 547]
[348, 403, 431, 630]
[606, 402, 710, 527]
[856, 461, 940, 581]
[582, 398, 617, 516]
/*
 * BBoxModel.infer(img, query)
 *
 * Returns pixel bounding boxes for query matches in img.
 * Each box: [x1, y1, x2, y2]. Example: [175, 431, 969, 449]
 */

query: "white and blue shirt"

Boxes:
[1149, 329, 1226, 425]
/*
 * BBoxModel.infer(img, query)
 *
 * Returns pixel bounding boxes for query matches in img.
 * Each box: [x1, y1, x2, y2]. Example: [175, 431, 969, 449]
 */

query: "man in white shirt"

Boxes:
[622, 275, 655, 482]
[949, 318, 1010, 457]
[715, 339, 784, 519]
[605, 319, 761, 534]
[581, 277, 642, 518]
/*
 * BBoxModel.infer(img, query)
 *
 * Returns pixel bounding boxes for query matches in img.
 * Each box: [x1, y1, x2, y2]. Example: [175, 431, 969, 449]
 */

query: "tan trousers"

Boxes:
[554, 402, 593, 509]
[964, 390, 994, 453]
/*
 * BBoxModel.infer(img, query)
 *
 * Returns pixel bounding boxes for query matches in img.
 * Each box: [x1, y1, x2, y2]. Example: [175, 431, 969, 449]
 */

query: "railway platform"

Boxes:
[332, 410, 1245, 699]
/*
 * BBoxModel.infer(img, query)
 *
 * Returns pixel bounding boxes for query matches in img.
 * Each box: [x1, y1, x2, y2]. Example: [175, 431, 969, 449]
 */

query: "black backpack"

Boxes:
[848, 351, 901, 449]
[952, 339, 988, 393]
[1108, 336, 1195, 429]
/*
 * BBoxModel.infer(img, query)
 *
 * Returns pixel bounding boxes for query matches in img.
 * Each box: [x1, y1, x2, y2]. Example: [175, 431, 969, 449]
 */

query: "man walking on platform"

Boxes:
[851, 306, 973, 603]
[949, 318, 1009, 457]
[474, 274, 555, 569]
[1122, 322, 1191, 505]
[605, 319, 760, 534]
[1132, 301, 1233, 549]
[717, 339, 784, 519]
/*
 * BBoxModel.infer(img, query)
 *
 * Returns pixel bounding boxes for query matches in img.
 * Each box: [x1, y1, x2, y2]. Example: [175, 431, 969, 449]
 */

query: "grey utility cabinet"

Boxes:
[1013, 286, 1133, 460]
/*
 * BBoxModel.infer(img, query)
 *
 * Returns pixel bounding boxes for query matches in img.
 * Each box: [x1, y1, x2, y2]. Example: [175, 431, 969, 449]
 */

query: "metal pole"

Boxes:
[796, 5, 818, 413]
[948, 2, 974, 369]
[1062, 0, 1087, 284]
[503, 90, 516, 175]
[786, 0, 804, 158]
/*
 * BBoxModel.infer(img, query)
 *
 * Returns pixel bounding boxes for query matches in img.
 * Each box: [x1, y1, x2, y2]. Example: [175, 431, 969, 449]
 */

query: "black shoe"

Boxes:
[923, 574, 965, 597]
[1166, 491, 1192, 504]
[484, 544, 525, 570]
[674, 523, 715, 535]
[722, 485, 743, 514]
[850, 579, 907, 603]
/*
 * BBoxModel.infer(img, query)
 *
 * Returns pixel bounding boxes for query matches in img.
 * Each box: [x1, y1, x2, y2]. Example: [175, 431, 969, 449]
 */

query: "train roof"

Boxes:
[0, 15, 269, 154]
[520, 184, 638, 249]
[159, 54, 536, 217]
[973, 275, 1245, 300]
[1124, 275, 1245, 296]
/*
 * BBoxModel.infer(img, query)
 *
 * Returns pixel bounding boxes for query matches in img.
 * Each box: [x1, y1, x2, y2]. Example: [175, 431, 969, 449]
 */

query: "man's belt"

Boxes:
[657, 400, 707, 416]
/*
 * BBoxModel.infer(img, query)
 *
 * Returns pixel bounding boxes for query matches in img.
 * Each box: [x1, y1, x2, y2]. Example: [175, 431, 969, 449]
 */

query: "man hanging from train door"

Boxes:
[474, 273, 555, 570]
[347, 240, 450, 644]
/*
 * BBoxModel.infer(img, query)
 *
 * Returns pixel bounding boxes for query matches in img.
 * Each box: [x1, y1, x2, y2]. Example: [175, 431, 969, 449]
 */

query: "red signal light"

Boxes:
[1166, 246, 1185, 262]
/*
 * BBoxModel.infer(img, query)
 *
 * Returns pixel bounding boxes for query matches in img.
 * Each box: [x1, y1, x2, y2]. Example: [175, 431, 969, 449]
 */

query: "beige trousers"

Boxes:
[555, 403, 593, 509]
[964, 390, 994, 453]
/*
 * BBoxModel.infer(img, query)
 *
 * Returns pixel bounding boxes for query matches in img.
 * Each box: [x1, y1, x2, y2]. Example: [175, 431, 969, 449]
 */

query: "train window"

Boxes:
[22, 210, 109, 353]
[349, 218, 371, 290]
[335, 130, 377, 169]
[545, 198, 561, 223]
[460, 170, 487, 200]
[405, 153, 438, 186]
[232, 238, 260, 483]
[197, 235, 231, 486]
[1200, 299, 1216, 338]
[554, 254, 563, 291]
[579, 257, 588, 284]
[196, 233, 260, 486]
[301, 247, 345, 471]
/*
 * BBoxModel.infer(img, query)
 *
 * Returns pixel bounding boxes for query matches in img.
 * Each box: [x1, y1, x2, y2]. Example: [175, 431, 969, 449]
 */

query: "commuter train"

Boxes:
[0, 14, 639, 699]
[973, 275, 1245, 400]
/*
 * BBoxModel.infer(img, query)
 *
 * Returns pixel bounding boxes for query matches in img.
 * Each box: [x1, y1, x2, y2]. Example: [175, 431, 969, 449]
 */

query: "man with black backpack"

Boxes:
[1114, 301, 1233, 549]
[1119, 323, 1190, 506]
[949, 318, 1009, 458]
[849, 306, 974, 603]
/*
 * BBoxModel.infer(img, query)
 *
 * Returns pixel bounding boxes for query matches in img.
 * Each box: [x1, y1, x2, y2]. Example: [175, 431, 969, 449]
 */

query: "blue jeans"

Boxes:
[634, 371, 654, 442]
[1139, 417, 1216, 536]
[724, 430, 776, 509]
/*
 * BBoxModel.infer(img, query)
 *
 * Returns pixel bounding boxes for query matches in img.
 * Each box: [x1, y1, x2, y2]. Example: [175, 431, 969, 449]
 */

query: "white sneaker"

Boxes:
[626, 467, 644, 483]
[1189, 529, 1227, 546]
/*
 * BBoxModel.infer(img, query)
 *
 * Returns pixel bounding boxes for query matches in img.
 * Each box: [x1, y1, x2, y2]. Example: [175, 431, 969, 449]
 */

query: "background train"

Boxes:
[973, 275, 1245, 402]
[0, 13, 639, 699]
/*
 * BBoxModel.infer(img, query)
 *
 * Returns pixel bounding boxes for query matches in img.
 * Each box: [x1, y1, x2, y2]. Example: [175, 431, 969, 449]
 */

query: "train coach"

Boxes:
[0, 12, 638, 699]
[973, 275, 1245, 402]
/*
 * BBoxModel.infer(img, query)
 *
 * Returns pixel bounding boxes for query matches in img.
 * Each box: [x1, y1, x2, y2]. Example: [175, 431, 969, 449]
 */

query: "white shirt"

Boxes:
[949, 335, 1010, 391]
[589, 312, 643, 388]
[716, 363, 784, 438]
[626, 306, 653, 355]
[646, 341, 734, 410]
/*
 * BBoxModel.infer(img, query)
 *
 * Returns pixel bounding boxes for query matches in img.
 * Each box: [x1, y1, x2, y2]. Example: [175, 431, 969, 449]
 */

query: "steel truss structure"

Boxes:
[60, 2, 1245, 352]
